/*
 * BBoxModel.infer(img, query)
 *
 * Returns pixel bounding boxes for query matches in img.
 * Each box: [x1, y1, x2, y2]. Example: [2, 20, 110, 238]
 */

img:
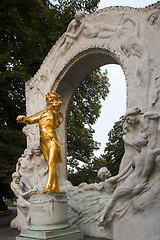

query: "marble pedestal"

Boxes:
[16, 193, 83, 240]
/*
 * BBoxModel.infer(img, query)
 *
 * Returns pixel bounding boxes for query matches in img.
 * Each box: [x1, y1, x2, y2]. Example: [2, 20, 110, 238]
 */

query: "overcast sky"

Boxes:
[93, 0, 157, 156]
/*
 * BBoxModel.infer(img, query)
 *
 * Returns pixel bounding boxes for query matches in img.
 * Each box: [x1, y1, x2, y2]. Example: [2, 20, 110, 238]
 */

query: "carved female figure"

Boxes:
[117, 16, 157, 108]
[119, 108, 142, 173]
[32, 145, 48, 191]
[98, 133, 160, 226]
[58, 10, 85, 54]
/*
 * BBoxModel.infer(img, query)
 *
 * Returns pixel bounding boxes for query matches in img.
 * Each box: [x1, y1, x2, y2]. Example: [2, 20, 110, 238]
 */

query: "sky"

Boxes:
[93, 0, 158, 156]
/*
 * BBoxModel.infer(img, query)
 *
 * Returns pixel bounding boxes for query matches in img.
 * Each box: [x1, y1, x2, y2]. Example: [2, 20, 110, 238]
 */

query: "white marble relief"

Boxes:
[11, 3, 160, 239]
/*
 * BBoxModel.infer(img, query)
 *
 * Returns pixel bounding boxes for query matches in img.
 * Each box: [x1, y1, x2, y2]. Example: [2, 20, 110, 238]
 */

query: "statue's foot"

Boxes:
[42, 185, 60, 193]
[42, 186, 52, 193]
[51, 185, 60, 193]
[98, 216, 104, 227]
[26, 217, 31, 226]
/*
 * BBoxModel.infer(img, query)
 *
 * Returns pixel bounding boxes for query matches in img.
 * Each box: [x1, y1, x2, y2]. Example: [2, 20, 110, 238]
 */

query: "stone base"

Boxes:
[16, 226, 83, 240]
[16, 193, 83, 240]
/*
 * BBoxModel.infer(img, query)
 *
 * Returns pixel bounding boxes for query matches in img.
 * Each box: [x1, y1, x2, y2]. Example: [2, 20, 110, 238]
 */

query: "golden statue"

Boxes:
[17, 91, 64, 193]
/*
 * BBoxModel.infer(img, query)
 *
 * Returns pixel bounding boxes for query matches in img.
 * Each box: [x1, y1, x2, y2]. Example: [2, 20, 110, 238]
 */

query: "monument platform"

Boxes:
[16, 193, 83, 240]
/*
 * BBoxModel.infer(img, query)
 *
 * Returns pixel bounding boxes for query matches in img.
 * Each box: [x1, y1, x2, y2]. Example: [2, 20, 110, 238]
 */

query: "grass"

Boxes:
[7, 203, 17, 208]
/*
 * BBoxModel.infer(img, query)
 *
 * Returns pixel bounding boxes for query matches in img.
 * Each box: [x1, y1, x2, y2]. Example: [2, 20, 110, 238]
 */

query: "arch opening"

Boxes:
[93, 64, 126, 157]
[53, 48, 127, 183]
[55, 48, 125, 113]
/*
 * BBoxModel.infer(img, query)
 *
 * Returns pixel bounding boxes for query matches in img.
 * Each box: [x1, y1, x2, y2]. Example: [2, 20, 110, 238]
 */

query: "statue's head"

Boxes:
[98, 167, 111, 181]
[132, 133, 148, 152]
[75, 10, 85, 21]
[12, 172, 21, 184]
[46, 91, 62, 108]
[124, 107, 143, 126]
[33, 145, 41, 156]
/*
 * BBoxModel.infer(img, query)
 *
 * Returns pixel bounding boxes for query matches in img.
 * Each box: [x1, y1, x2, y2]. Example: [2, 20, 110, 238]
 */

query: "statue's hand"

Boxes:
[30, 189, 37, 194]
[17, 115, 25, 123]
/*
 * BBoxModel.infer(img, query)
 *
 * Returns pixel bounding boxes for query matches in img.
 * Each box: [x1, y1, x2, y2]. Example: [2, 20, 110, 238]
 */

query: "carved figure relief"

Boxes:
[147, 8, 160, 32]
[77, 167, 115, 194]
[10, 172, 37, 226]
[16, 148, 34, 189]
[98, 133, 160, 226]
[26, 73, 50, 147]
[151, 75, 160, 106]
[119, 107, 142, 173]
[140, 112, 159, 149]
[28, 73, 49, 115]
[82, 19, 115, 40]
[58, 10, 85, 54]
[117, 16, 159, 109]
[22, 126, 36, 149]
[65, 167, 114, 239]
[32, 145, 48, 192]
[11, 4, 160, 240]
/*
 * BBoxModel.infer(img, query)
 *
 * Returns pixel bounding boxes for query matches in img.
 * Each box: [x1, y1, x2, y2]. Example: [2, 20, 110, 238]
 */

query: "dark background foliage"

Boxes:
[0, 0, 124, 209]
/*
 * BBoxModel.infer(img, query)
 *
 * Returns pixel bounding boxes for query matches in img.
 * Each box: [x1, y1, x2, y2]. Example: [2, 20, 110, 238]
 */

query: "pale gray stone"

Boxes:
[11, 2, 160, 239]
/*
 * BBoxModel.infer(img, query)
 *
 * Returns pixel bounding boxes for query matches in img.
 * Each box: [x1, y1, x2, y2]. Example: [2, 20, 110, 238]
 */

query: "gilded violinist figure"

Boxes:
[17, 91, 64, 193]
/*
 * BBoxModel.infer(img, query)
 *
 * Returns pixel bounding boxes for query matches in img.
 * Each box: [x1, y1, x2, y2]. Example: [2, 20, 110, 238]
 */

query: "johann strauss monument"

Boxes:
[11, 2, 160, 240]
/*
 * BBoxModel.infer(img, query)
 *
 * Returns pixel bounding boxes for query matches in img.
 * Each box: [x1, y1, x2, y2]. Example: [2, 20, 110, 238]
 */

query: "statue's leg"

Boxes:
[42, 138, 60, 193]
[48, 140, 60, 192]
[18, 200, 31, 226]
[98, 187, 133, 226]
[40, 138, 52, 193]
[40, 138, 49, 164]
[98, 196, 116, 226]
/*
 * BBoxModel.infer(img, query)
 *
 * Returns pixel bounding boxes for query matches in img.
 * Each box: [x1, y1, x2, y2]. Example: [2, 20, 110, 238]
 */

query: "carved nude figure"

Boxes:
[17, 91, 64, 193]
[50, 11, 85, 73]
[16, 148, 34, 189]
[140, 112, 159, 149]
[98, 133, 160, 226]
[97, 166, 133, 193]
[78, 167, 114, 193]
[32, 145, 48, 191]
[78, 166, 132, 194]
[119, 108, 142, 173]
[28, 73, 49, 118]
[22, 126, 36, 148]
[117, 16, 157, 108]
[58, 10, 85, 53]
[151, 75, 160, 106]
[10, 172, 37, 225]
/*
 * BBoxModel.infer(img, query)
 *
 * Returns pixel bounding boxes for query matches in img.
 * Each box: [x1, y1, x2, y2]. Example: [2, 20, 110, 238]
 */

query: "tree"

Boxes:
[67, 68, 110, 171]
[0, 0, 60, 205]
[68, 116, 125, 185]
[100, 116, 125, 176]
[0, 0, 102, 205]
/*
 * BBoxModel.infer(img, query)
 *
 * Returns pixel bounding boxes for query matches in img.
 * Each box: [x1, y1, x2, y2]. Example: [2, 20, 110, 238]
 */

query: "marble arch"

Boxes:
[13, 2, 160, 239]
[25, 2, 160, 186]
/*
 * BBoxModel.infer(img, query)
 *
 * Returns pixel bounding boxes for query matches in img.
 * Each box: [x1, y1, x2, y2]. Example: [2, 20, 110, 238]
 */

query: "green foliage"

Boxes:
[56, 0, 100, 14]
[69, 116, 125, 186]
[67, 69, 110, 170]
[100, 116, 125, 176]
[68, 165, 97, 186]
[0, 0, 101, 200]
[0, 0, 57, 199]
[68, 157, 108, 185]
